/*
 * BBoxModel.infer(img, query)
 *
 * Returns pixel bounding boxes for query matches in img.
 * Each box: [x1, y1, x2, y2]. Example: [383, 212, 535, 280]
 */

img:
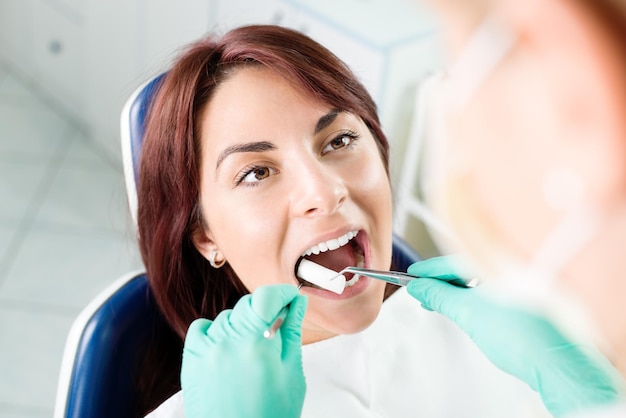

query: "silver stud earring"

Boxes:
[209, 250, 226, 269]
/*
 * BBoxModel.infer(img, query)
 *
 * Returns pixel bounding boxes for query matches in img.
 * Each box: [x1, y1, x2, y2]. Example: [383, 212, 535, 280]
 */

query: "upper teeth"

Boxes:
[302, 231, 358, 256]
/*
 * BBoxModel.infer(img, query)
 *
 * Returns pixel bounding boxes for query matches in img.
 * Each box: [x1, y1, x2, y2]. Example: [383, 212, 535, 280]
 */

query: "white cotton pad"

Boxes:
[297, 259, 346, 294]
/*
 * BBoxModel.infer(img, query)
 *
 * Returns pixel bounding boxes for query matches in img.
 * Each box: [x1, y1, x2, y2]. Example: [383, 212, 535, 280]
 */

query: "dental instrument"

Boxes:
[265, 260, 478, 339]
[265, 260, 347, 339]
[264, 285, 302, 340]
[331, 267, 479, 288]
[264, 307, 288, 339]
[296, 258, 347, 294]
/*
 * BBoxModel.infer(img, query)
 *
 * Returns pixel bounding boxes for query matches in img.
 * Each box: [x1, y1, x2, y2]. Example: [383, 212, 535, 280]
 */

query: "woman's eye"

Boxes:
[322, 132, 359, 154]
[237, 166, 275, 185]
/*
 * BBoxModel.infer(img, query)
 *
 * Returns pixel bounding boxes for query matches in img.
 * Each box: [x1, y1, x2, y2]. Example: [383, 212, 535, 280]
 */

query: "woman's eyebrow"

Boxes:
[314, 109, 341, 134]
[214, 110, 341, 174]
[215, 141, 276, 173]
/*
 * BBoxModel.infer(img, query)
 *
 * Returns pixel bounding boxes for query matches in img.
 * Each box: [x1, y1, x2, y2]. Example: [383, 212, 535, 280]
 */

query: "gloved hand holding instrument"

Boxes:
[181, 284, 308, 418]
[406, 256, 624, 417]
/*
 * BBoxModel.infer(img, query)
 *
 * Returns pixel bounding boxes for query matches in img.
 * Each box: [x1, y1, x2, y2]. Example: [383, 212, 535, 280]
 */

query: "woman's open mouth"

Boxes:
[294, 230, 367, 292]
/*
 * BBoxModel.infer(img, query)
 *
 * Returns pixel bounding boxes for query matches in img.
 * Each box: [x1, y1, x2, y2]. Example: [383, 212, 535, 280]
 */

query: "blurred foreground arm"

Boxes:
[407, 256, 624, 417]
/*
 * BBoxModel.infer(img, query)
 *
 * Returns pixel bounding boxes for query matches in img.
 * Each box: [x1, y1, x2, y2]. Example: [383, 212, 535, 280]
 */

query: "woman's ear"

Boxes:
[191, 226, 224, 265]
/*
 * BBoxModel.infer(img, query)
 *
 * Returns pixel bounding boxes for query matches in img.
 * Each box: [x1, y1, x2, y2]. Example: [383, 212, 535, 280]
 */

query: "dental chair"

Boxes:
[53, 73, 422, 418]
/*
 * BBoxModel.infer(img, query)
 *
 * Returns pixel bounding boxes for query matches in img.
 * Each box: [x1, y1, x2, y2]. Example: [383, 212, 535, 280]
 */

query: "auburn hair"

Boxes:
[135, 24, 389, 415]
[138, 24, 389, 340]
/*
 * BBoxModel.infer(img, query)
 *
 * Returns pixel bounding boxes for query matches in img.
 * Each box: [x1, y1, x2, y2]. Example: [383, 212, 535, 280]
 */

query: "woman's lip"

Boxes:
[298, 275, 371, 299]
[295, 230, 372, 297]
[293, 229, 370, 296]
[292, 227, 364, 282]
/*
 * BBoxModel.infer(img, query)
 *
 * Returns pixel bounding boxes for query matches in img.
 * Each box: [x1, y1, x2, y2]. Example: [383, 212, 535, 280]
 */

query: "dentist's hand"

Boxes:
[181, 284, 308, 418]
[407, 256, 624, 417]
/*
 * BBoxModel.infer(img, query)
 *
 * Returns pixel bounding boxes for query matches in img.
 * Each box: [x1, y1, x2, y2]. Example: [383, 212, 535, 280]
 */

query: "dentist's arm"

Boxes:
[181, 284, 307, 418]
[407, 256, 624, 417]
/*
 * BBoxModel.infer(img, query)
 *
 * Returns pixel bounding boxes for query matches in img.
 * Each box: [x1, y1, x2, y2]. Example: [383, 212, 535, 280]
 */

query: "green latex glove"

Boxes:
[407, 256, 624, 417]
[181, 284, 308, 418]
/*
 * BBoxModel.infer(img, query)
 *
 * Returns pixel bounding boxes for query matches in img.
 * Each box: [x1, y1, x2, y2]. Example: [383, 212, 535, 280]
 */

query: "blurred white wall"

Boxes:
[84, 0, 212, 163]
[0, 0, 212, 165]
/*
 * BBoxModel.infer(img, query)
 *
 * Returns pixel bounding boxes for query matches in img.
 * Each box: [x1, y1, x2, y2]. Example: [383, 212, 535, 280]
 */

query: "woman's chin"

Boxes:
[301, 308, 383, 344]
[299, 278, 386, 344]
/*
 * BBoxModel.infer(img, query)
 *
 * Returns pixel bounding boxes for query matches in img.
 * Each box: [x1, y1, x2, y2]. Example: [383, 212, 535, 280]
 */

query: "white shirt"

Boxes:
[566, 403, 626, 418]
[148, 288, 550, 418]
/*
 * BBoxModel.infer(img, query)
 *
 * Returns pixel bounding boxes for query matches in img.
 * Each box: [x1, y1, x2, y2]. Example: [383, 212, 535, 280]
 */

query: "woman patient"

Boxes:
[136, 24, 547, 417]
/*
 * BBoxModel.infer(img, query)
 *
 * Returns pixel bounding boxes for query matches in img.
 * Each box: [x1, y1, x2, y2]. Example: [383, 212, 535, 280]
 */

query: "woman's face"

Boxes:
[194, 66, 393, 344]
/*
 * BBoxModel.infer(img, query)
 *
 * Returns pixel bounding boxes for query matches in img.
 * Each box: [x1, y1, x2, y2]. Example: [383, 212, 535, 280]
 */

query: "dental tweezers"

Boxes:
[332, 267, 479, 288]
[264, 269, 478, 340]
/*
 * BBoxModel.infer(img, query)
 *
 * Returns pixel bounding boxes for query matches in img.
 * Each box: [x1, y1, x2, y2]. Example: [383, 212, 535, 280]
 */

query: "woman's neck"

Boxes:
[302, 329, 338, 345]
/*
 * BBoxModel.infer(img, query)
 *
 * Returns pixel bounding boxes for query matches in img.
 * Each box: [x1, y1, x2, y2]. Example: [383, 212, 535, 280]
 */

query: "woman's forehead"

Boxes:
[200, 67, 336, 137]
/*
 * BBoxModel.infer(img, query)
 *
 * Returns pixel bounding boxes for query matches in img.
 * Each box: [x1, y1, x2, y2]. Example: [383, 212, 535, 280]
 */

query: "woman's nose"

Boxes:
[290, 160, 348, 217]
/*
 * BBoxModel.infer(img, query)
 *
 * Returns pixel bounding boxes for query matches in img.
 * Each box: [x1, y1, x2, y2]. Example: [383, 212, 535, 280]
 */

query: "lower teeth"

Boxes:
[345, 274, 360, 287]
[344, 244, 365, 288]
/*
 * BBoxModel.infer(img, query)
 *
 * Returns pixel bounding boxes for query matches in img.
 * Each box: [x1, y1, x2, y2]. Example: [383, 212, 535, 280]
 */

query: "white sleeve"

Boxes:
[144, 390, 185, 418]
